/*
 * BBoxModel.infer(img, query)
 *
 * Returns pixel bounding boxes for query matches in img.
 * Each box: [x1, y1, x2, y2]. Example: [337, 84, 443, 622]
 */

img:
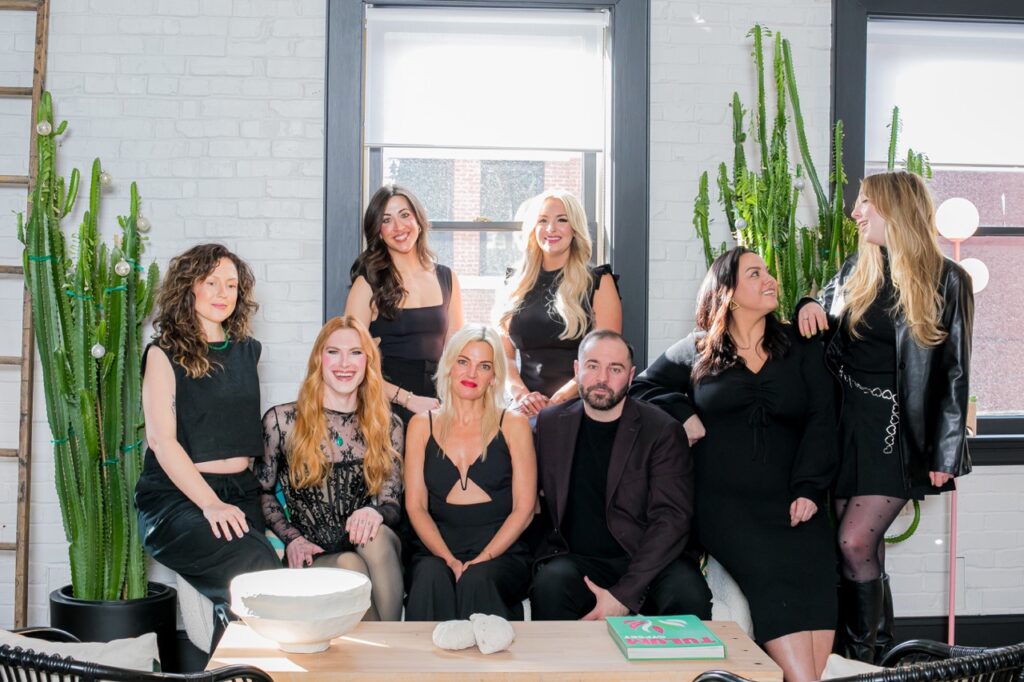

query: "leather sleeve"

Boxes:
[608, 419, 691, 612]
[933, 265, 974, 475]
[628, 334, 699, 423]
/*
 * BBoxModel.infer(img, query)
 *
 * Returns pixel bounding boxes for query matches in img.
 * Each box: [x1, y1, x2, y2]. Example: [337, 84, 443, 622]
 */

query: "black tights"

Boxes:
[835, 495, 906, 582]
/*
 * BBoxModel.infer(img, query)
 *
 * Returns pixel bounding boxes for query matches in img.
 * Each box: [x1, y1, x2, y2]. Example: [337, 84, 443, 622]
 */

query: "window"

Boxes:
[324, 0, 651, 364]
[834, 0, 1024, 451]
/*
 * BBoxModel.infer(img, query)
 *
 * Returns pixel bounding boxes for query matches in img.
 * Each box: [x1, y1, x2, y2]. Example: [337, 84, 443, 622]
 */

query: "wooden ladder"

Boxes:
[0, 0, 50, 628]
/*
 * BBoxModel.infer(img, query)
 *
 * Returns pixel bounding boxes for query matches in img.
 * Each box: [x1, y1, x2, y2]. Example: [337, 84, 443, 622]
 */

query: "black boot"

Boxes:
[873, 574, 895, 663]
[838, 577, 884, 663]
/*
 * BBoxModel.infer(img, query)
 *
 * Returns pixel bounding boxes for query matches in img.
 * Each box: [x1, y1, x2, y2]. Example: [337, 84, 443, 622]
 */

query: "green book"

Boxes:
[606, 615, 727, 660]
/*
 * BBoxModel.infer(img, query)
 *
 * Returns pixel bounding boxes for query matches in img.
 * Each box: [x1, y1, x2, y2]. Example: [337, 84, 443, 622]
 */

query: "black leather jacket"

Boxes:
[796, 255, 974, 492]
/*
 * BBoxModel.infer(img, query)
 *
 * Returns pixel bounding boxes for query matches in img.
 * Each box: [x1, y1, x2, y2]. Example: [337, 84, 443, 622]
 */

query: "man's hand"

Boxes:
[580, 576, 629, 620]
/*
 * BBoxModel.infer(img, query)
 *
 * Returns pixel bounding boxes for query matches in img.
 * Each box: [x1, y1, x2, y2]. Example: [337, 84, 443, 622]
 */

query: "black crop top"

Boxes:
[142, 338, 264, 467]
[368, 265, 452, 362]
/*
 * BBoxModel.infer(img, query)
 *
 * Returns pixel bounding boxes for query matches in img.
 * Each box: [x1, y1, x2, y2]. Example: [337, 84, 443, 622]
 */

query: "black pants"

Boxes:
[136, 468, 281, 607]
[405, 553, 530, 621]
[530, 553, 712, 620]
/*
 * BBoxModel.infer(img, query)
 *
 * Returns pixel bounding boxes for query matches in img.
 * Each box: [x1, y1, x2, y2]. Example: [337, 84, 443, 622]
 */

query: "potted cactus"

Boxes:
[17, 92, 174, 664]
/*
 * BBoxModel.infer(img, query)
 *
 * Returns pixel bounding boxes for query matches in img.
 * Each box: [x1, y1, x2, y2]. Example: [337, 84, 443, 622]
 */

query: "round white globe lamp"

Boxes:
[959, 257, 989, 294]
[936, 198, 980, 260]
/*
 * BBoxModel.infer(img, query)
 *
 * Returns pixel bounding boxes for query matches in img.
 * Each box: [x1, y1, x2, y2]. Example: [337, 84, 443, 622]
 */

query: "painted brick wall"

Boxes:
[0, 0, 1019, 629]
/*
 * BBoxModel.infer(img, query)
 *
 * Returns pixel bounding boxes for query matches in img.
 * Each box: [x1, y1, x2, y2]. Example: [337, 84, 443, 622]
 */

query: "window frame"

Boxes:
[833, 0, 1024, 459]
[325, 0, 651, 366]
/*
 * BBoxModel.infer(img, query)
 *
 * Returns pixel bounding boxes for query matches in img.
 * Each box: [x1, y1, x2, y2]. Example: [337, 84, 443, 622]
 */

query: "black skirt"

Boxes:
[835, 368, 933, 501]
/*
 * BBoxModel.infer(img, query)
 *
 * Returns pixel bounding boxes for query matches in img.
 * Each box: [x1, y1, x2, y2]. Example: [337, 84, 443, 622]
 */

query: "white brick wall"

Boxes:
[0, 0, 1020, 629]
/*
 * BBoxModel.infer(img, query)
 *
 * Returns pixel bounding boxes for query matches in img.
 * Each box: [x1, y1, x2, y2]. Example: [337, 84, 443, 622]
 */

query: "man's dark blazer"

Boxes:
[533, 396, 695, 613]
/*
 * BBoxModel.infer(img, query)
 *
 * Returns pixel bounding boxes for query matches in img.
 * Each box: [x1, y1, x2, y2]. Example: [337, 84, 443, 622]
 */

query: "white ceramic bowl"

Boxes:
[230, 567, 371, 653]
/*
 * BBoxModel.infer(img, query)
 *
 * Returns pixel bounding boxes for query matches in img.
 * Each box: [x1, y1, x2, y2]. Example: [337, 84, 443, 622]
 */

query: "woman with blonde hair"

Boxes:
[404, 324, 537, 620]
[258, 316, 404, 621]
[135, 244, 280, 645]
[499, 190, 621, 416]
[797, 170, 974, 662]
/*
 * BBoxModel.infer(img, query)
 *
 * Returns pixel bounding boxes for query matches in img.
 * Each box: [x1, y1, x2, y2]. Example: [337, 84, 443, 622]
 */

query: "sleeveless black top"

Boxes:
[142, 338, 263, 471]
[420, 410, 523, 559]
[369, 265, 452, 362]
[507, 264, 619, 396]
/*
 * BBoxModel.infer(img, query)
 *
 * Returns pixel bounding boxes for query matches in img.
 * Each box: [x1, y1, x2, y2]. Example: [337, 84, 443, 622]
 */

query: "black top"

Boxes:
[839, 251, 897, 375]
[257, 404, 404, 553]
[142, 338, 263, 470]
[369, 264, 452, 362]
[562, 414, 627, 559]
[507, 264, 619, 396]
[420, 410, 521, 559]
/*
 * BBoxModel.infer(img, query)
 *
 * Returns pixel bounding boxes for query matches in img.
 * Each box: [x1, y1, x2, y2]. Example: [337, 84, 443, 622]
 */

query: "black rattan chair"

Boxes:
[694, 639, 1024, 682]
[1, 628, 273, 682]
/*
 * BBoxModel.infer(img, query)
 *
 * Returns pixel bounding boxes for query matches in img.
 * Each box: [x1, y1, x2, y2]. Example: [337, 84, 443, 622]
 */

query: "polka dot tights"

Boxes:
[835, 495, 907, 582]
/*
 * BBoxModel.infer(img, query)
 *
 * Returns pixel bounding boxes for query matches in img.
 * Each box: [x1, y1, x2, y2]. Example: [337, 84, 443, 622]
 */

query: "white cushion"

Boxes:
[0, 629, 160, 672]
[822, 653, 885, 679]
[706, 555, 754, 637]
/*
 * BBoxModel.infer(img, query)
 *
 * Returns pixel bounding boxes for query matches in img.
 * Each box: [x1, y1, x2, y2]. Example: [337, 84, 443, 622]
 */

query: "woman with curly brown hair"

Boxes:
[345, 185, 464, 424]
[258, 316, 404, 621]
[135, 243, 279, 640]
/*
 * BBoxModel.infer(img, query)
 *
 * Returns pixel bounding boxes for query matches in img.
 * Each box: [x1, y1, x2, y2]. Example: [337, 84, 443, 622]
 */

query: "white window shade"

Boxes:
[865, 19, 1024, 167]
[365, 7, 609, 151]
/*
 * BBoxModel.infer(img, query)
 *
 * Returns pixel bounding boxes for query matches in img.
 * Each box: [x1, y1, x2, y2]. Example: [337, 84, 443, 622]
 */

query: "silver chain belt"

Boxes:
[838, 365, 900, 455]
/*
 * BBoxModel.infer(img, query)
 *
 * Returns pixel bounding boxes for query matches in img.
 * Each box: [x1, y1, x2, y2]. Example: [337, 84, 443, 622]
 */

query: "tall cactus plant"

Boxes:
[17, 92, 159, 601]
[693, 26, 929, 314]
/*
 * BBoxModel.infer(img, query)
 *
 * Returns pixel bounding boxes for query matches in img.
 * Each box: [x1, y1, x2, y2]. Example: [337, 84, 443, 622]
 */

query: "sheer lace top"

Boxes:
[257, 403, 404, 553]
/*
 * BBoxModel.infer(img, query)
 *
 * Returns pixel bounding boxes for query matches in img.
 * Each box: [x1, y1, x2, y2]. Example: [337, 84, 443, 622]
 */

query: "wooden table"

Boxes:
[209, 620, 781, 681]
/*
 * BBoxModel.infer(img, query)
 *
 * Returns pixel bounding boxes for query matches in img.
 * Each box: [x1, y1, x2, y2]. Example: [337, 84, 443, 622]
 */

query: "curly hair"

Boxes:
[349, 184, 435, 320]
[691, 247, 790, 384]
[153, 243, 258, 378]
[288, 316, 399, 494]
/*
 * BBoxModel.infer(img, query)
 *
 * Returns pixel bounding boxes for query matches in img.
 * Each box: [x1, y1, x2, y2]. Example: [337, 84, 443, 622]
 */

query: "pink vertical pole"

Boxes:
[948, 488, 958, 644]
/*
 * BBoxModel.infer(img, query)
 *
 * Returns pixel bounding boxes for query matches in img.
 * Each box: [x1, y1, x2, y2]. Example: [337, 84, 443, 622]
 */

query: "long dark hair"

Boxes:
[349, 184, 435, 320]
[691, 246, 790, 384]
[153, 243, 257, 378]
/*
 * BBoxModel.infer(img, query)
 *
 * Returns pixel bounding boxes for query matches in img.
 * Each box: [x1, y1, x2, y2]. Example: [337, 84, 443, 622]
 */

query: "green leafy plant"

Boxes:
[694, 26, 929, 314]
[17, 92, 159, 600]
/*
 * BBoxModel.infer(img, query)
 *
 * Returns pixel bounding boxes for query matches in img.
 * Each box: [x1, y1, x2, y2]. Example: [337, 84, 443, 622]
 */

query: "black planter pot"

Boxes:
[50, 582, 178, 671]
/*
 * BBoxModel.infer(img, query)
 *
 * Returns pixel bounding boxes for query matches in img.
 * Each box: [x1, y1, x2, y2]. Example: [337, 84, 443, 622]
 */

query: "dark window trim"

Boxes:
[325, 0, 651, 366]
[833, 0, 1024, 457]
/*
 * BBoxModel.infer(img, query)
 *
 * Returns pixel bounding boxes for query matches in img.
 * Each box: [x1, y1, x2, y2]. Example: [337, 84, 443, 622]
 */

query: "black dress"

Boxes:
[631, 326, 838, 642]
[832, 255, 928, 500]
[405, 411, 531, 621]
[368, 264, 452, 423]
[507, 264, 618, 396]
[135, 339, 280, 607]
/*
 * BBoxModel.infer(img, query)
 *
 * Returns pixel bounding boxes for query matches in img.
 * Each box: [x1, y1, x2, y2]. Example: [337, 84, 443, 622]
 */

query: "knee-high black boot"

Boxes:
[873, 574, 895, 663]
[838, 577, 884, 662]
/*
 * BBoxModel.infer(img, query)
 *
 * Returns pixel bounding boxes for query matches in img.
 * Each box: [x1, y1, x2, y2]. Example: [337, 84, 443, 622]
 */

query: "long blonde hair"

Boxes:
[433, 325, 508, 459]
[287, 316, 399, 493]
[499, 190, 594, 340]
[844, 171, 947, 348]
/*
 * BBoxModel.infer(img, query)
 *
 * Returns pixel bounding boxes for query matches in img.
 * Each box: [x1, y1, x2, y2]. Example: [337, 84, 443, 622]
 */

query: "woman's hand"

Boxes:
[346, 506, 384, 546]
[446, 556, 465, 582]
[286, 536, 325, 567]
[789, 497, 819, 526]
[682, 414, 706, 447]
[798, 302, 829, 338]
[548, 385, 578, 405]
[463, 552, 493, 572]
[513, 391, 550, 417]
[202, 500, 250, 541]
[929, 471, 954, 487]
[405, 394, 440, 415]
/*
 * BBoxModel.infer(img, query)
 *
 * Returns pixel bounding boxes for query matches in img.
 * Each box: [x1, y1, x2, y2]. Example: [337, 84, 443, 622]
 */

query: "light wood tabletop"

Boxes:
[209, 620, 782, 681]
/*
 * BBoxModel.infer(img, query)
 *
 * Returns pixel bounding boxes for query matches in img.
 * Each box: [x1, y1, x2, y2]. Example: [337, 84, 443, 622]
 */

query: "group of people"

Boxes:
[135, 170, 972, 682]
